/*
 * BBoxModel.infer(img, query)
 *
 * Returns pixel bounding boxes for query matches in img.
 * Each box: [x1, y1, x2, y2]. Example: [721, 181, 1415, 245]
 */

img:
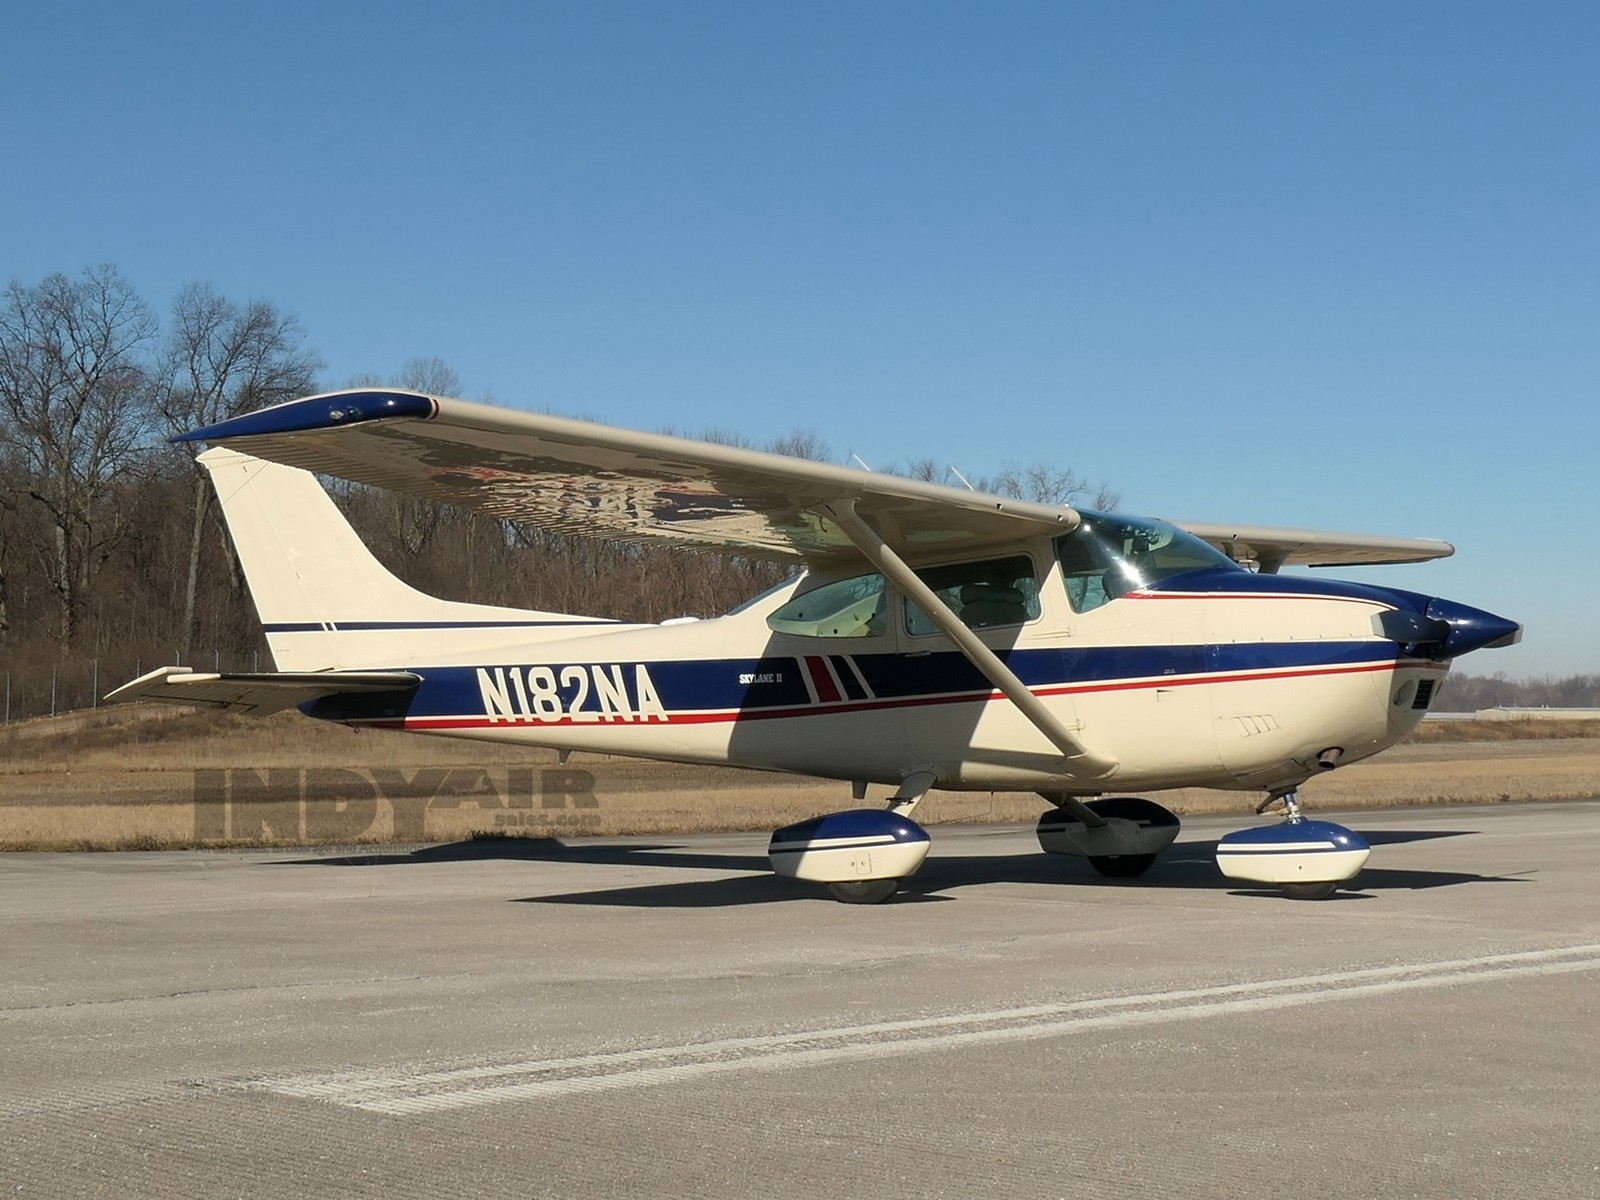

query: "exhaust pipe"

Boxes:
[1316, 747, 1344, 771]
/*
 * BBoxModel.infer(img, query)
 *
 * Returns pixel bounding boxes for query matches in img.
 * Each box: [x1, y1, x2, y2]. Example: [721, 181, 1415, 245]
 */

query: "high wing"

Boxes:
[106, 667, 422, 715]
[1174, 521, 1453, 571]
[175, 390, 1077, 562]
[176, 388, 1453, 568]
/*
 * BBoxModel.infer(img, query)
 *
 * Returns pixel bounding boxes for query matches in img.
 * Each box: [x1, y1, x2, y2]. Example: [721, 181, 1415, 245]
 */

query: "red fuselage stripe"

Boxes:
[357, 659, 1445, 732]
[804, 655, 842, 703]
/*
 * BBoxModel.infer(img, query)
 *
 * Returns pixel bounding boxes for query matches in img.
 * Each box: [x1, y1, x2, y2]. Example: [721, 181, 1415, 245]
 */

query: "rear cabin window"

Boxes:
[904, 555, 1040, 636]
[765, 573, 888, 638]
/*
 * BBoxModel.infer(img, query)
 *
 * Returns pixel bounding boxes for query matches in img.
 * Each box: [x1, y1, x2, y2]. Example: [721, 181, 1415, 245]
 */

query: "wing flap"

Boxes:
[106, 666, 422, 716]
[175, 390, 1077, 561]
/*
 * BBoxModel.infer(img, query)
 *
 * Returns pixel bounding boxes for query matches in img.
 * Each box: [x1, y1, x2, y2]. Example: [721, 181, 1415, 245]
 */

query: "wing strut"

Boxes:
[823, 501, 1118, 780]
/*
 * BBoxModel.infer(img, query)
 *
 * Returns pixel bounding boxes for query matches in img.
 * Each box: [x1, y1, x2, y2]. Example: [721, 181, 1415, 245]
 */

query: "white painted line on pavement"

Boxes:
[236, 943, 1600, 1115]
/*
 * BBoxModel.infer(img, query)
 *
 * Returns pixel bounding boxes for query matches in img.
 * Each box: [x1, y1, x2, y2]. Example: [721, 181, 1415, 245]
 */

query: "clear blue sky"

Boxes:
[4, 1, 1595, 677]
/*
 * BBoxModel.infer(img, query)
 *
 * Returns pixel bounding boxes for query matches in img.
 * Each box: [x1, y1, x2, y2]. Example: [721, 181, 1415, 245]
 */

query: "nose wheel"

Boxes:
[1281, 881, 1340, 900]
[827, 879, 901, 904]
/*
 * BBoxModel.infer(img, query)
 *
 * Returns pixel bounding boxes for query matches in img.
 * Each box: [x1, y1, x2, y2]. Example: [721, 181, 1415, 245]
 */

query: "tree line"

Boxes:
[8, 265, 1585, 722]
[1, 264, 1120, 721]
[1434, 672, 1600, 712]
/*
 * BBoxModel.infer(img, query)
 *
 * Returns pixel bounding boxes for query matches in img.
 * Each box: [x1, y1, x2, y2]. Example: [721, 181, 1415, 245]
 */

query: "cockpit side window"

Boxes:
[904, 554, 1040, 635]
[765, 573, 888, 638]
[1055, 512, 1238, 613]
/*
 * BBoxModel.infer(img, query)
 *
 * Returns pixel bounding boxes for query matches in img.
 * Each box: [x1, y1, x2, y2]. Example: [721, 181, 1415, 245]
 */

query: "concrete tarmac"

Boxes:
[3, 801, 1598, 1199]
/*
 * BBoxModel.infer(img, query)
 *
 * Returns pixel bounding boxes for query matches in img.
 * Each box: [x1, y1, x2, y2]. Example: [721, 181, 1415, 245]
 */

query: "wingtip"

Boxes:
[173, 390, 437, 444]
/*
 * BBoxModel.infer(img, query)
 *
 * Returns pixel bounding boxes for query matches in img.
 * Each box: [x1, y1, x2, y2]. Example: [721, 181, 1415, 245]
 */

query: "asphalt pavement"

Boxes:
[2, 801, 1597, 1198]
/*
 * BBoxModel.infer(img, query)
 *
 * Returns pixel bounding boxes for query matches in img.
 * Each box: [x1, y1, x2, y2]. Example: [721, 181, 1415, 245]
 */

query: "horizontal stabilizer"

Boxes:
[106, 666, 421, 716]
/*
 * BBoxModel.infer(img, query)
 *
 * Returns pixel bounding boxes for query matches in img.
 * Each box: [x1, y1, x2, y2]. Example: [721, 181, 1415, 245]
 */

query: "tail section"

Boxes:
[200, 448, 618, 671]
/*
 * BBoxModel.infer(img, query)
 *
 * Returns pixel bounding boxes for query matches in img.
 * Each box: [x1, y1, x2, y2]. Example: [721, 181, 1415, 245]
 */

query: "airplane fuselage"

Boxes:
[302, 539, 1457, 798]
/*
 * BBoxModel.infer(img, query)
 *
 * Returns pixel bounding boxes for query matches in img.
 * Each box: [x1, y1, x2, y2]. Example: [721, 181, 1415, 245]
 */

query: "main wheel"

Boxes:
[827, 879, 900, 904]
[1282, 881, 1339, 900]
[1086, 853, 1157, 878]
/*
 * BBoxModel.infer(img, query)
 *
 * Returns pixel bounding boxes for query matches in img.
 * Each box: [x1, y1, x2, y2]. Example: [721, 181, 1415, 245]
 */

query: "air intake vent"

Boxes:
[1412, 679, 1437, 711]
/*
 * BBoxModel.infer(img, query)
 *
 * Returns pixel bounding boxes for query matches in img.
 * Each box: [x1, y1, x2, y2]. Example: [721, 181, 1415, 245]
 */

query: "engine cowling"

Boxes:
[769, 810, 931, 884]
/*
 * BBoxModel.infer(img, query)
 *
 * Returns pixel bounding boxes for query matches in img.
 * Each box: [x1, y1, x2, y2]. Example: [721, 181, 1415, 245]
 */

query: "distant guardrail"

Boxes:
[1426, 708, 1600, 722]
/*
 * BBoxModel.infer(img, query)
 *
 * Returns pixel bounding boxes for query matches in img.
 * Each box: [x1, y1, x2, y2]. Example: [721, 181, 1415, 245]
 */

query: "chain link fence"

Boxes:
[1, 650, 263, 724]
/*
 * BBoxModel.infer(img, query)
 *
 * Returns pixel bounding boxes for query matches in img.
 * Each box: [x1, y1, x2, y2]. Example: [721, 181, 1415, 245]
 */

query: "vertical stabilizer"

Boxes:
[199, 448, 616, 671]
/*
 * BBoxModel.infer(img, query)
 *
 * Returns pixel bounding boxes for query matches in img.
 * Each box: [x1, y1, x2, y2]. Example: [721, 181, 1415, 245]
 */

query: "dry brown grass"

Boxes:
[1404, 718, 1600, 742]
[0, 705, 538, 771]
[3, 704, 1596, 851]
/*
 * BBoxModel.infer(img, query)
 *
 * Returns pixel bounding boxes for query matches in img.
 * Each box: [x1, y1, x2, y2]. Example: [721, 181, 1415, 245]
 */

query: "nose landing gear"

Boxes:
[1215, 789, 1371, 899]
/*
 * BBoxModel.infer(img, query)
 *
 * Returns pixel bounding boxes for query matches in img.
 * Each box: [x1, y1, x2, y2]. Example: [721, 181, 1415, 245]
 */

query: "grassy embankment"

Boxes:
[2, 705, 1597, 851]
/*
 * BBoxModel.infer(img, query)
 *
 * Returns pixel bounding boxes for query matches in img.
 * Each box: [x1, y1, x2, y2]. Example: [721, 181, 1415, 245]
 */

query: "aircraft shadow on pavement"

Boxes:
[275, 837, 767, 873]
[1358, 829, 1480, 847]
[506, 830, 1522, 909]
[271, 829, 1522, 908]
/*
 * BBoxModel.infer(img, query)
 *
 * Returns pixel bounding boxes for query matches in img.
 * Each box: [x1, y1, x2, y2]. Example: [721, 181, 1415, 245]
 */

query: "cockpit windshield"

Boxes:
[1055, 511, 1238, 613]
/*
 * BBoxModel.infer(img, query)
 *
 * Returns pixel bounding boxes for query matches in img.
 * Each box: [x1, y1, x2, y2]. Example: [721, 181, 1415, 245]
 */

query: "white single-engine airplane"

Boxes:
[111, 390, 1521, 902]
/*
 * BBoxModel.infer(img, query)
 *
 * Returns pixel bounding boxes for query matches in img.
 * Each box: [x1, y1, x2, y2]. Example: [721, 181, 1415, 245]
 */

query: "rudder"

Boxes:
[200, 448, 615, 671]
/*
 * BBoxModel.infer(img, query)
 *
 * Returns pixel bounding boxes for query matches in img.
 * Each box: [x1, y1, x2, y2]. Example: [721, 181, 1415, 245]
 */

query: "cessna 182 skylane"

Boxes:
[111, 389, 1520, 902]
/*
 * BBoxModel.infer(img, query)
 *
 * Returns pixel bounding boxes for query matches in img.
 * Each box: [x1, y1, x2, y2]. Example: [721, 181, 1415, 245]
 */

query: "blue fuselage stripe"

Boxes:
[303, 642, 1405, 723]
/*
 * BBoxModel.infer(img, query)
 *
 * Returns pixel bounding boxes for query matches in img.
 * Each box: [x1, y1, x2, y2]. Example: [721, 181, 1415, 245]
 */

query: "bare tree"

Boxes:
[156, 282, 321, 651]
[0, 442, 26, 634]
[887, 457, 947, 484]
[394, 356, 462, 397]
[979, 462, 1119, 511]
[0, 265, 158, 641]
[766, 428, 832, 462]
[690, 426, 755, 448]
